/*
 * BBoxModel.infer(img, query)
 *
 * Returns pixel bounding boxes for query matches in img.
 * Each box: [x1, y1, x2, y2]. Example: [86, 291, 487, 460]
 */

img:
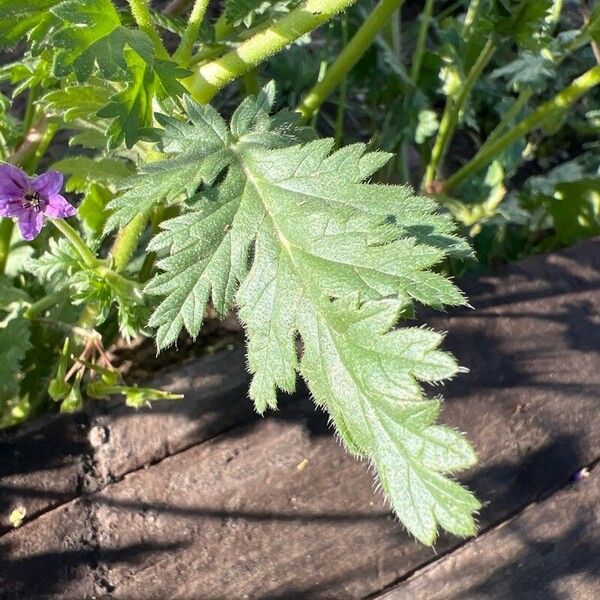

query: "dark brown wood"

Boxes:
[0, 346, 252, 535]
[376, 468, 600, 600]
[1, 239, 600, 599]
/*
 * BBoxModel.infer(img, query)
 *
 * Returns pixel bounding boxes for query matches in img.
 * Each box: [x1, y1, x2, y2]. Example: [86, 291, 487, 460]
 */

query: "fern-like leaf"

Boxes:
[122, 87, 479, 544]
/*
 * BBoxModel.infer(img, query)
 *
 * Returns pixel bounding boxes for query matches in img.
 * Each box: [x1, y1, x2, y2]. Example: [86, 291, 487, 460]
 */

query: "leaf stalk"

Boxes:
[185, 0, 359, 103]
[297, 0, 406, 121]
[444, 64, 600, 192]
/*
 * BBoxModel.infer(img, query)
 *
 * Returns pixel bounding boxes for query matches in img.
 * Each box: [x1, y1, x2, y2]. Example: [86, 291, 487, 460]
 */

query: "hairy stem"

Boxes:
[410, 0, 435, 84]
[111, 210, 152, 273]
[51, 220, 100, 270]
[444, 64, 600, 192]
[422, 37, 495, 189]
[173, 0, 210, 65]
[186, 0, 358, 103]
[297, 0, 405, 121]
[127, 0, 170, 59]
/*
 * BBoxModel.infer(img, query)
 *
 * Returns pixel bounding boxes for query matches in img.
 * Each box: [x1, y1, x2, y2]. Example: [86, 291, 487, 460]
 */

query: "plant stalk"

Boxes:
[186, 0, 359, 103]
[410, 0, 435, 84]
[173, 0, 210, 65]
[51, 220, 100, 270]
[297, 0, 405, 121]
[422, 37, 495, 189]
[111, 210, 152, 273]
[127, 0, 170, 59]
[444, 64, 600, 192]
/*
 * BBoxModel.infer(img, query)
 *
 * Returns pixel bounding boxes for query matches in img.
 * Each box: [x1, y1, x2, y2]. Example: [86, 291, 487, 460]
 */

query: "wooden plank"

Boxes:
[2, 239, 600, 599]
[376, 467, 600, 600]
[0, 346, 251, 535]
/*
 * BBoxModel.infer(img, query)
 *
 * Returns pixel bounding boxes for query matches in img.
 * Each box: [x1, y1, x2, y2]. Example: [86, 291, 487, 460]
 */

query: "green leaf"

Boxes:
[224, 0, 300, 28]
[491, 52, 555, 91]
[0, 0, 61, 49]
[53, 156, 134, 189]
[50, 0, 154, 82]
[547, 178, 600, 244]
[44, 84, 112, 122]
[97, 53, 190, 149]
[104, 84, 313, 230]
[139, 89, 478, 543]
[0, 316, 31, 401]
[25, 237, 82, 290]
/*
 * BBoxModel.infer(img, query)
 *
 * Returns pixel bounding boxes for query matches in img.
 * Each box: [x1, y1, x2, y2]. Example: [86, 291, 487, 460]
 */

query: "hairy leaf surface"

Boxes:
[129, 90, 479, 544]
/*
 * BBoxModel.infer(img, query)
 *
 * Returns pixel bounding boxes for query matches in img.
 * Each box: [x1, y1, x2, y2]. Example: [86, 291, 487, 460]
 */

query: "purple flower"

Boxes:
[0, 164, 76, 241]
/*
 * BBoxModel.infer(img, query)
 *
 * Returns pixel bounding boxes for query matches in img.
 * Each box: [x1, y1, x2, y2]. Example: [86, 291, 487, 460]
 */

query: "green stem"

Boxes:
[24, 288, 71, 319]
[410, 0, 435, 84]
[213, 11, 232, 41]
[51, 220, 100, 269]
[444, 64, 600, 192]
[127, 0, 170, 59]
[422, 37, 495, 189]
[478, 87, 533, 154]
[186, 0, 359, 103]
[297, 0, 405, 121]
[173, 0, 210, 66]
[0, 220, 13, 275]
[22, 85, 39, 143]
[110, 210, 152, 273]
[565, 4, 600, 55]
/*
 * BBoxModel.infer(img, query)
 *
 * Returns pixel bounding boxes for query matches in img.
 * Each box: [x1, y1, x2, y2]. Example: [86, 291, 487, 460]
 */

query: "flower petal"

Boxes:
[17, 210, 45, 241]
[44, 194, 76, 219]
[0, 163, 28, 200]
[32, 170, 64, 198]
[0, 198, 27, 218]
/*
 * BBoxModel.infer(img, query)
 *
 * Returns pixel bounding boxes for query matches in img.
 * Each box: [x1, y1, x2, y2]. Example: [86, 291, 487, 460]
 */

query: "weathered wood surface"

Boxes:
[1, 239, 599, 599]
[0, 346, 252, 534]
[377, 468, 599, 600]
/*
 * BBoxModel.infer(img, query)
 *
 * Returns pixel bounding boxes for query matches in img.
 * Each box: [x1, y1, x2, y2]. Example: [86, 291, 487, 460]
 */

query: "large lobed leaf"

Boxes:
[111, 86, 479, 544]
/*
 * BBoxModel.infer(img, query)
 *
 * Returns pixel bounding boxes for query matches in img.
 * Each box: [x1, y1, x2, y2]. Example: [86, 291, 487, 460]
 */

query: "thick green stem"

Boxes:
[173, 0, 210, 65]
[297, 0, 405, 121]
[422, 37, 495, 189]
[110, 210, 152, 273]
[127, 0, 170, 59]
[444, 64, 600, 192]
[186, 0, 358, 103]
[410, 0, 435, 84]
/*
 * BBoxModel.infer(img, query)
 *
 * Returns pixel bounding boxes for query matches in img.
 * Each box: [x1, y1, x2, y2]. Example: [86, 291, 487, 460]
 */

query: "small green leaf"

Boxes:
[51, 0, 154, 82]
[0, 0, 60, 49]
